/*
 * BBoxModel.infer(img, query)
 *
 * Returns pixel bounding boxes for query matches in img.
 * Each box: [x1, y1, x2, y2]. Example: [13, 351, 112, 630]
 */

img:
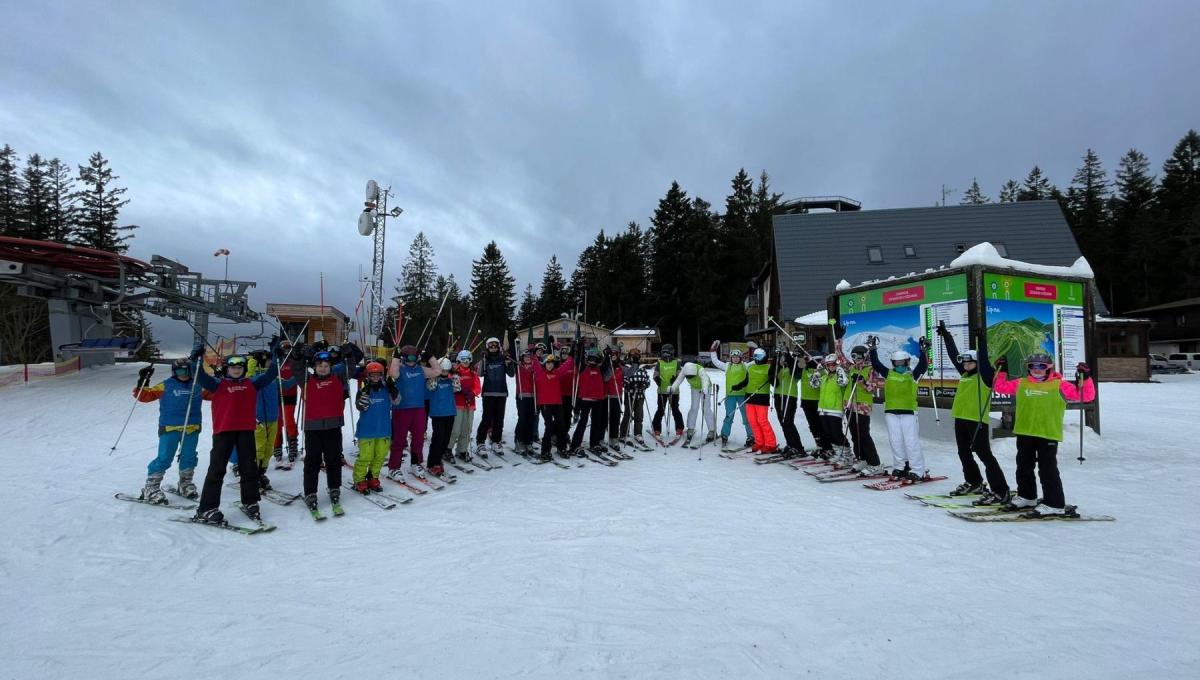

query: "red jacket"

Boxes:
[279, 360, 298, 398]
[210, 380, 260, 433]
[516, 360, 535, 397]
[454, 365, 480, 409]
[577, 364, 605, 401]
[303, 374, 346, 422]
[605, 364, 623, 398]
[559, 357, 575, 397]
[533, 361, 563, 407]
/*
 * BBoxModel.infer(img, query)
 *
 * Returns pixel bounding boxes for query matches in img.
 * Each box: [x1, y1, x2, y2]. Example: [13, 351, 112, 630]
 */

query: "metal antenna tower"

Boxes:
[359, 180, 403, 345]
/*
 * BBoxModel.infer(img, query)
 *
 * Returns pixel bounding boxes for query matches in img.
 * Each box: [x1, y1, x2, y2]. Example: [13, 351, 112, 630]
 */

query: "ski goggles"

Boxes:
[850, 351, 866, 361]
[957, 354, 978, 363]
[172, 365, 192, 376]
[403, 354, 419, 363]
[313, 351, 333, 364]
[1027, 362, 1050, 371]
[225, 356, 247, 368]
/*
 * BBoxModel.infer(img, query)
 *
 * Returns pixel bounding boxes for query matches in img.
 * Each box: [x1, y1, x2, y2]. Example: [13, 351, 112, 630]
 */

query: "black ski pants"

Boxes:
[539, 404, 568, 455]
[652, 393, 683, 433]
[773, 395, 805, 452]
[1015, 435, 1064, 508]
[801, 399, 829, 451]
[819, 414, 848, 450]
[571, 399, 607, 449]
[198, 430, 260, 513]
[954, 418, 1009, 494]
[303, 427, 342, 496]
[606, 397, 621, 441]
[428, 415, 453, 468]
[476, 395, 507, 444]
[515, 395, 538, 446]
[847, 410, 880, 466]
[620, 391, 645, 438]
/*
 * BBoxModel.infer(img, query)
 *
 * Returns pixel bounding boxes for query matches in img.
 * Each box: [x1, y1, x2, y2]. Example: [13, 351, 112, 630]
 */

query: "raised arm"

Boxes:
[251, 361, 278, 391]
[912, 342, 930, 381]
[991, 364, 1019, 396]
[868, 346, 890, 378]
[937, 323, 965, 375]
[977, 336, 995, 387]
[1060, 364, 1096, 403]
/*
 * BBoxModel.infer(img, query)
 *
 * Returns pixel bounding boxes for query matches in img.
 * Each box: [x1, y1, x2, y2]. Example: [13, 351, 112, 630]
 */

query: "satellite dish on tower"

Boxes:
[358, 210, 375, 236]
[366, 180, 380, 202]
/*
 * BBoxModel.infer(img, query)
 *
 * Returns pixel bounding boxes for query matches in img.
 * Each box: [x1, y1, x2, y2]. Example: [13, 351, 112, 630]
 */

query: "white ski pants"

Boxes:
[885, 412, 924, 475]
[686, 387, 716, 433]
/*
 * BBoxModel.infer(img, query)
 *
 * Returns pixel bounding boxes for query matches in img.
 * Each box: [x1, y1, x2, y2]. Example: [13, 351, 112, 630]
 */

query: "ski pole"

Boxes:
[109, 362, 155, 456]
[767, 317, 818, 362]
[1076, 371, 1086, 464]
[931, 331, 942, 425]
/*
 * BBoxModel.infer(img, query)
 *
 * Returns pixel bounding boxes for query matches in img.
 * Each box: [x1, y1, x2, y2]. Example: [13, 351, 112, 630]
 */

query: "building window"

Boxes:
[994, 242, 1009, 257]
[867, 246, 884, 263]
[903, 245, 916, 258]
[1177, 314, 1187, 327]
[955, 243, 967, 254]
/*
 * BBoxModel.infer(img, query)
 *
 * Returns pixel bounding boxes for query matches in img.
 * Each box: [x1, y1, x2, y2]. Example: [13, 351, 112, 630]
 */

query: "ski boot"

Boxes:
[1002, 495, 1038, 512]
[287, 438, 298, 464]
[195, 508, 225, 524]
[683, 428, 695, 446]
[974, 489, 1013, 507]
[675, 429, 685, 442]
[634, 435, 647, 448]
[539, 451, 553, 463]
[304, 493, 319, 511]
[410, 463, 428, 477]
[950, 481, 985, 497]
[273, 446, 283, 463]
[242, 502, 263, 522]
[557, 449, 573, 460]
[573, 447, 588, 459]
[387, 468, 406, 481]
[429, 464, 445, 476]
[355, 480, 370, 493]
[368, 477, 382, 492]
[476, 442, 490, 459]
[704, 432, 716, 444]
[177, 468, 199, 500]
[904, 471, 931, 483]
[745, 436, 755, 450]
[231, 463, 240, 478]
[140, 472, 168, 505]
[851, 459, 868, 472]
[862, 464, 888, 476]
[1022, 503, 1078, 519]
[258, 470, 272, 491]
[329, 488, 344, 516]
[608, 439, 622, 454]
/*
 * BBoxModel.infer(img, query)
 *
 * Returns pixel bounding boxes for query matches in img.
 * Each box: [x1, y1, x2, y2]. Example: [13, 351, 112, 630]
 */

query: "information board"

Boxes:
[983, 272, 1085, 377]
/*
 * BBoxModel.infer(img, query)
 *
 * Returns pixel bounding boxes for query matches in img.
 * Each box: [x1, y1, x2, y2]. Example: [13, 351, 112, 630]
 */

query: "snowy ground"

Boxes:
[1, 365, 1197, 679]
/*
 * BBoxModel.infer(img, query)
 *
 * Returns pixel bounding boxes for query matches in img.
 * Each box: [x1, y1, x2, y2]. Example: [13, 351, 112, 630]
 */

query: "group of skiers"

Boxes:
[130, 321, 1095, 526]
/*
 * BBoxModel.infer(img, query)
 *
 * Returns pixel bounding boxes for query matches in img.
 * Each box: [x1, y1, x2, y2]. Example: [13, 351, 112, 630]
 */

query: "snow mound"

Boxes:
[951, 242, 1095, 279]
[794, 309, 828, 325]
[834, 279, 851, 291]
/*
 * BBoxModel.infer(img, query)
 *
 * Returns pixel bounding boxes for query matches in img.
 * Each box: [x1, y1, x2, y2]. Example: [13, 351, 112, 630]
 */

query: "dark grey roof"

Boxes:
[1125, 296, 1200, 314]
[773, 200, 1090, 319]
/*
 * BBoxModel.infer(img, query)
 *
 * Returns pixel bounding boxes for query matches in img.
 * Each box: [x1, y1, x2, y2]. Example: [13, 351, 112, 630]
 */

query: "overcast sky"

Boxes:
[2, 1, 1197, 352]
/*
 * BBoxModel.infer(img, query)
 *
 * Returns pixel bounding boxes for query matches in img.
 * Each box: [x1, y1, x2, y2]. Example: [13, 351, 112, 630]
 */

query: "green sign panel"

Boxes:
[982, 273, 1084, 305]
[839, 274, 968, 315]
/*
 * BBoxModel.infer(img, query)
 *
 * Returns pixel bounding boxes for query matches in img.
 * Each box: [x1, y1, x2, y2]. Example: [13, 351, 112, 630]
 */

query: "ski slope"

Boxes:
[0, 365, 1197, 679]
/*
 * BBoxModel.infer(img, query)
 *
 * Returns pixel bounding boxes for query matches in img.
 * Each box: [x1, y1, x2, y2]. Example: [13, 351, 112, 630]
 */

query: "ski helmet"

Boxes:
[750, 348, 765, 362]
[440, 357, 453, 371]
[486, 337, 500, 349]
[822, 354, 838, 365]
[958, 350, 979, 363]
[585, 348, 601, 363]
[729, 349, 744, 363]
[1026, 353, 1052, 371]
[535, 342, 547, 353]
[850, 345, 868, 361]
[365, 360, 386, 378]
[399, 345, 419, 362]
[661, 344, 675, 357]
[225, 355, 248, 373]
[457, 350, 472, 364]
[171, 357, 192, 377]
[682, 362, 698, 377]
[312, 350, 333, 366]
[543, 354, 558, 367]
[890, 350, 912, 367]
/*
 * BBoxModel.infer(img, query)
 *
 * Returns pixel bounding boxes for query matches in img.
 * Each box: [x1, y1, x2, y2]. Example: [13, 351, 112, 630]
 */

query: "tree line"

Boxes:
[0, 144, 160, 363]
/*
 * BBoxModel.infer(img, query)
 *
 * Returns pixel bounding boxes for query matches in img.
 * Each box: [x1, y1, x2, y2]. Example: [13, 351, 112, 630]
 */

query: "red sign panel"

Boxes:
[882, 286, 925, 305]
[1024, 282, 1057, 300]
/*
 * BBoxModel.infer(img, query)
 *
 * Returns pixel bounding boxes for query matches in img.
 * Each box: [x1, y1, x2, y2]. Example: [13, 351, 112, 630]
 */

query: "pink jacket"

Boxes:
[992, 370, 1096, 402]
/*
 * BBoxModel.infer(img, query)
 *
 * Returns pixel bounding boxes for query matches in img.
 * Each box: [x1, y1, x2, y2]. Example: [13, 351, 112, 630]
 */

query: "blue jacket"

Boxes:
[150, 376, 205, 430]
[477, 351, 514, 396]
[356, 382, 396, 439]
[255, 376, 281, 423]
[427, 376, 457, 417]
[394, 363, 427, 410]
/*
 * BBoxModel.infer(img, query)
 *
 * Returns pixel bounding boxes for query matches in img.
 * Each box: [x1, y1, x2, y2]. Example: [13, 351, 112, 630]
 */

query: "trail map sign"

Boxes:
[983, 273, 1085, 378]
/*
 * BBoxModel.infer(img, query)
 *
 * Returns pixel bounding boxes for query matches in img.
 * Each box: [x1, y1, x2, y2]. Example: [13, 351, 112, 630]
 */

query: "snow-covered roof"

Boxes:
[793, 309, 828, 326]
[950, 242, 1094, 279]
[611, 328, 658, 337]
[1096, 315, 1150, 323]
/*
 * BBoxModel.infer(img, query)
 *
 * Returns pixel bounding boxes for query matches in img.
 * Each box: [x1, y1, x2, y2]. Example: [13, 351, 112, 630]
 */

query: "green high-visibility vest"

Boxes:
[800, 368, 820, 400]
[951, 373, 991, 423]
[817, 373, 843, 411]
[883, 371, 918, 412]
[686, 372, 702, 390]
[844, 366, 874, 407]
[658, 359, 678, 386]
[1013, 377, 1067, 441]
[726, 363, 748, 397]
[775, 365, 799, 398]
[746, 363, 772, 395]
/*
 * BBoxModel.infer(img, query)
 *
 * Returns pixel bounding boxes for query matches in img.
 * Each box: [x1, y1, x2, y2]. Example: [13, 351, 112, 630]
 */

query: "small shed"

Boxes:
[1095, 316, 1151, 381]
[610, 328, 660, 355]
[266, 303, 350, 345]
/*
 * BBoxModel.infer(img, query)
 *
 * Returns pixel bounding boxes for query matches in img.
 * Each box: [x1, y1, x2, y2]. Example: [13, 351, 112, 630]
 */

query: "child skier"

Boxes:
[841, 344, 884, 474]
[249, 349, 281, 491]
[277, 339, 300, 464]
[992, 354, 1095, 517]
[935, 322, 1010, 503]
[799, 354, 830, 453]
[772, 350, 807, 458]
[295, 349, 350, 515]
[533, 353, 568, 460]
[651, 343, 684, 442]
[810, 353, 850, 459]
[475, 337, 515, 455]
[868, 335, 932, 481]
[670, 361, 716, 447]
[451, 350, 481, 461]
[569, 348, 608, 455]
[387, 345, 440, 480]
[603, 345, 624, 452]
[709, 341, 754, 450]
[427, 358, 458, 475]
[742, 348, 778, 454]
[133, 358, 208, 503]
[353, 361, 397, 493]
[513, 349, 538, 455]
[193, 352, 278, 524]
[619, 348, 649, 449]
[559, 344, 576, 423]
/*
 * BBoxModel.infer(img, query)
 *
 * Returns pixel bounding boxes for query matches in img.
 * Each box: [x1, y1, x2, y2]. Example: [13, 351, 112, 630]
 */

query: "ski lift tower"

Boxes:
[358, 180, 403, 347]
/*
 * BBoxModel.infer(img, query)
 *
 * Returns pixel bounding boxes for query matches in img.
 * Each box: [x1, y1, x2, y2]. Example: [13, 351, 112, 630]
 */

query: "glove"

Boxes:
[1075, 362, 1090, 380]
[710, 340, 721, 352]
[136, 365, 155, 388]
[994, 356, 1008, 371]
[355, 389, 371, 411]
[212, 364, 226, 379]
[936, 320, 948, 336]
[866, 335, 878, 349]
[189, 343, 204, 362]
[851, 372, 864, 383]
[918, 337, 931, 351]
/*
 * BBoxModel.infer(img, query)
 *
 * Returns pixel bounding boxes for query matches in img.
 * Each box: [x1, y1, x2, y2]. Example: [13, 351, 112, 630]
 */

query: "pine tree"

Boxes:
[998, 180, 1020, 203]
[74, 152, 132, 252]
[1065, 149, 1112, 307]
[537, 255, 570, 320]
[19, 154, 52, 240]
[960, 178, 990, 205]
[0, 144, 24, 237]
[1157, 130, 1200, 287]
[648, 181, 693, 347]
[516, 283, 538, 328]
[45, 158, 76, 243]
[396, 231, 439, 341]
[1018, 166, 1055, 201]
[1112, 148, 1158, 308]
[750, 170, 783, 261]
[468, 241, 517, 341]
